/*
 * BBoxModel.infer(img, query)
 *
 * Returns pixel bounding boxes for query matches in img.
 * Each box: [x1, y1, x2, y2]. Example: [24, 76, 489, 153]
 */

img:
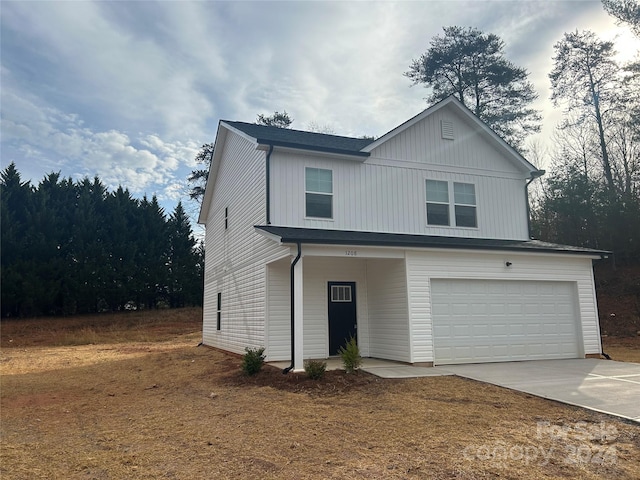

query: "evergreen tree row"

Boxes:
[1, 163, 203, 317]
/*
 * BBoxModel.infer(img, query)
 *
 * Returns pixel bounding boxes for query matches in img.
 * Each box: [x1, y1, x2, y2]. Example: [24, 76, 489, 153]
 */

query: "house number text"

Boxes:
[345, 250, 357, 256]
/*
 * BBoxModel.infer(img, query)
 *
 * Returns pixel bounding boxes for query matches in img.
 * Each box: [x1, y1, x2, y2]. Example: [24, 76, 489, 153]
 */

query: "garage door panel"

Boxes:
[432, 280, 580, 365]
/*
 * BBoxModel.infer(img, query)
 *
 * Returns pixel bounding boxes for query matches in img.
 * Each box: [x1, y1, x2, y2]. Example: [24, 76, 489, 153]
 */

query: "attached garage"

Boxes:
[255, 226, 607, 369]
[431, 279, 581, 365]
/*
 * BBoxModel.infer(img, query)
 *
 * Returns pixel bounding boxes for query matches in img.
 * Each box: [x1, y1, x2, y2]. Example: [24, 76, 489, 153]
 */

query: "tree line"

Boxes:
[1, 163, 203, 317]
[531, 26, 639, 265]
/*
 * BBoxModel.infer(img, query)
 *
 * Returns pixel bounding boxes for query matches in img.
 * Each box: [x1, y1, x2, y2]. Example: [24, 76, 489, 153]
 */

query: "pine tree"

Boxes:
[167, 202, 198, 308]
[1, 163, 33, 317]
[405, 26, 541, 149]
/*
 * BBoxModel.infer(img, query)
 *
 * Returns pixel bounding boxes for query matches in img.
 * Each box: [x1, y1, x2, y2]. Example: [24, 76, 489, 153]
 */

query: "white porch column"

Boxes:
[293, 257, 304, 372]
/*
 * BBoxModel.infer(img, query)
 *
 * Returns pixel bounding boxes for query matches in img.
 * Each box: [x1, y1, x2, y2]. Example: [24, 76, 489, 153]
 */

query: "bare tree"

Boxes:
[549, 30, 620, 193]
[602, 0, 640, 37]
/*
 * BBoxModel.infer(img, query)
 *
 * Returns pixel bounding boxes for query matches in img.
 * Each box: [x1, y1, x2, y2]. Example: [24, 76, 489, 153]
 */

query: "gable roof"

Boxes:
[197, 120, 374, 223]
[362, 96, 540, 175]
[255, 225, 610, 258]
[223, 121, 373, 157]
[199, 97, 543, 223]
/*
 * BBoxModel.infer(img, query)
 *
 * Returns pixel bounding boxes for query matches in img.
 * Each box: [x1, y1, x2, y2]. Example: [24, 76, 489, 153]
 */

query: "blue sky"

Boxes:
[1, 1, 637, 226]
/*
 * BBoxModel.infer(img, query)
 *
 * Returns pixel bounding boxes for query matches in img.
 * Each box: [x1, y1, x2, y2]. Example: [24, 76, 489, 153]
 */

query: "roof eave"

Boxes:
[256, 141, 370, 160]
[197, 123, 229, 224]
[254, 226, 610, 258]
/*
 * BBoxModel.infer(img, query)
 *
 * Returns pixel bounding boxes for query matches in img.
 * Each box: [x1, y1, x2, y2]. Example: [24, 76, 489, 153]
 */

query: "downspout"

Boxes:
[283, 241, 302, 374]
[525, 170, 545, 239]
[265, 144, 274, 225]
[598, 253, 612, 360]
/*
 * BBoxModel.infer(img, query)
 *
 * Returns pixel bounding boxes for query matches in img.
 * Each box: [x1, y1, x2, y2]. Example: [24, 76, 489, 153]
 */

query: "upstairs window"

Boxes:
[453, 182, 477, 228]
[426, 180, 478, 228]
[425, 179, 450, 226]
[305, 167, 333, 219]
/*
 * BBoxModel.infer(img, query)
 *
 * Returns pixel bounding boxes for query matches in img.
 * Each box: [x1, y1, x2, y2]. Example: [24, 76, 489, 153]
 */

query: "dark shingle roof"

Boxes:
[255, 225, 610, 257]
[223, 121, 373, 157]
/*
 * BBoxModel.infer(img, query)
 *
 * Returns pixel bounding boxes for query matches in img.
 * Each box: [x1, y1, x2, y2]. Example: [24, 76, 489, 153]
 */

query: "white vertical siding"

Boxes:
[370, 106, 518, 172]
[405, 250, 601, 363]
[266, 258, 291, 361]
[202, 131, 289, 354]
[268, 101, 531, 240]
[366, 259, 410, 362]
[270, 152, 529, 240]
[301, 257, 369, 359]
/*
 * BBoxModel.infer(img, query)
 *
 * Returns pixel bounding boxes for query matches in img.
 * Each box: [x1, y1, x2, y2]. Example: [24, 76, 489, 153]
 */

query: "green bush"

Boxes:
[338, 336, 361, 373]
[304, 360, 327, 380]
[241, 347, 265, 376]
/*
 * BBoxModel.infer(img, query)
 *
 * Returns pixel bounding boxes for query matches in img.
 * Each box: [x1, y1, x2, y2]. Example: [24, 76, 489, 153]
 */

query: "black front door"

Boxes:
[328, 282, 357, 356]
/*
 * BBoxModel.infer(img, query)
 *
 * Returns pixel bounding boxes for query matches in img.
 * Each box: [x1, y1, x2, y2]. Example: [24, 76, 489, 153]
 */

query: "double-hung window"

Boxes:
[426, 180, 477, 228]
[453, 182, 477, 228]
[305, 167, 332, 219]
[425, 180, 450, 226]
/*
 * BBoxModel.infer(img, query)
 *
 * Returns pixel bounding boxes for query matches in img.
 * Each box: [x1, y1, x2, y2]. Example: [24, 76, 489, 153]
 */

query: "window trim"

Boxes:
[425, 179, 451, 226]
[425, 179, 478, 229]
[305, 167, 333, 219]
[330, 285, 352, 303]
[216, 292, 221, 331]
[453, 182, 477, 228]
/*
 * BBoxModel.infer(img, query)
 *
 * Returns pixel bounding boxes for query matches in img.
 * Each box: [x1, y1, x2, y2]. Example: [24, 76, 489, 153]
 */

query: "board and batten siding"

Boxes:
[405, 250, 601, 363]
[301, 257, 370, 359]
[366, 259, 410, 362]
[370, 105, 519, 173]
[270, 151, 529, 240]
[202, 131, 289, 354]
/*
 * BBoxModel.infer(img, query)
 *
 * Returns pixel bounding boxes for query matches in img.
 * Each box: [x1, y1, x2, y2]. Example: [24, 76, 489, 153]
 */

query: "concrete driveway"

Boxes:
[443, 359, 640, 423]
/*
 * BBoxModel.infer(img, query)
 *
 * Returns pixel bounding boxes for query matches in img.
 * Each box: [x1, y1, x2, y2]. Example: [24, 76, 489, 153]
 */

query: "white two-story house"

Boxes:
[198, 97, 607, 372]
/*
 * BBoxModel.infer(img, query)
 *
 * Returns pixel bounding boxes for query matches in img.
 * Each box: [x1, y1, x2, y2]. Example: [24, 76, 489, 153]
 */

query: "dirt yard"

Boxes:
[2, 308, 639, 479]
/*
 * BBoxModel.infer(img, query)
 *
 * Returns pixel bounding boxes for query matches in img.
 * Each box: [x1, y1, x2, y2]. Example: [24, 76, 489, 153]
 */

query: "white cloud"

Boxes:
[1, 89, 199, 195]
[2, 0, 637, 212]
[1, 1, 218, 141]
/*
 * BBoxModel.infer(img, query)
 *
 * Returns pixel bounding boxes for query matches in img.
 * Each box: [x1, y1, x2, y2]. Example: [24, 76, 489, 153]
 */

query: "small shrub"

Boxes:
[241, 347, 265, 376]
[338, 336, 361, 373]
[304, 360, 327, 380]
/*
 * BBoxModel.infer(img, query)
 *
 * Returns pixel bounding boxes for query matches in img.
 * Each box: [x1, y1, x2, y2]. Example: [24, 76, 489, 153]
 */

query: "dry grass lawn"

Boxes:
[2, 308, 639, 479]
[602, 336, 640, 363]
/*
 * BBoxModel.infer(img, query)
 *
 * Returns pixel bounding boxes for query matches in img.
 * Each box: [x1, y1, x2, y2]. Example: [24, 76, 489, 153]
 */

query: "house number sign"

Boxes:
[345, 250, 357, 256]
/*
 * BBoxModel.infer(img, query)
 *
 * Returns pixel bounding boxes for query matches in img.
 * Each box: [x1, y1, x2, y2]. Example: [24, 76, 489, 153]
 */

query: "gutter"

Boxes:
[265, 144, 274, 225]
[256, 139, 370, 158]
[525, 170, 545, 239]
[282, 241, 302, 374]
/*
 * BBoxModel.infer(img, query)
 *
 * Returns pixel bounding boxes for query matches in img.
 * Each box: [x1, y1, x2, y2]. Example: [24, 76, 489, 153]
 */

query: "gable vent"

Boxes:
[441, 120, 454, 140]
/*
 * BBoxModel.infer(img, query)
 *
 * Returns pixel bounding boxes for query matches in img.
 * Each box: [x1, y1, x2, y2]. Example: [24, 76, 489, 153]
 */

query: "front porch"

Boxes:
[265, 245, 413, 371]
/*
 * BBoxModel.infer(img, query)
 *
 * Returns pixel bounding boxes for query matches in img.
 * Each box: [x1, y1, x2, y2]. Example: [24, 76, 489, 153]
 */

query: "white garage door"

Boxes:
[432, 279, 580, 365]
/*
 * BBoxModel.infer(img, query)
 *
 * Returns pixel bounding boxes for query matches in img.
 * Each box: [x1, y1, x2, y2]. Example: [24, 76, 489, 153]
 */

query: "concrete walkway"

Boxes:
[270, 358, 455, 377]
[271, 357, 640, 422]
[442, 359, 640, 423]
